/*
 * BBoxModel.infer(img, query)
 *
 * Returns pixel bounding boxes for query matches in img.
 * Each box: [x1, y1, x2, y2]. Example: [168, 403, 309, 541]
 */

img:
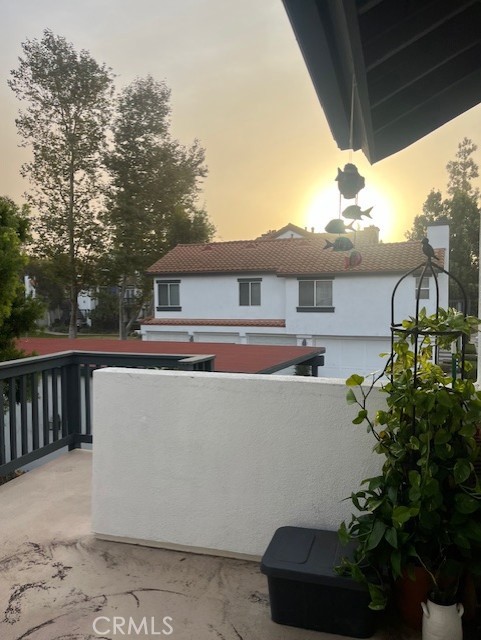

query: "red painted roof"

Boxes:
[147, 237, 445, 276]
[142, 318, 285, 327]
[17, 337, 323, 374]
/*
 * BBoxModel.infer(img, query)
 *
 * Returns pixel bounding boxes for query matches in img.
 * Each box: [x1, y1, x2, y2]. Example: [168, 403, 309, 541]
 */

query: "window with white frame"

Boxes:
[297, 279, 334, 312]
[156, 280, 181, 310]
[238, 278, 261, 306]
[415, 276, 430, 299]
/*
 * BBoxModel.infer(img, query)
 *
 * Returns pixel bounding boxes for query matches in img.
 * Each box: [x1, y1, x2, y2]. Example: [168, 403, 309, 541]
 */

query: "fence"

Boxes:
[0, 350, 214, 477]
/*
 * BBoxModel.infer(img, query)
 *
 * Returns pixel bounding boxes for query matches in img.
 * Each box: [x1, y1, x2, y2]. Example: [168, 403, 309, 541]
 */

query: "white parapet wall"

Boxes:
[92, 368, 384, 558]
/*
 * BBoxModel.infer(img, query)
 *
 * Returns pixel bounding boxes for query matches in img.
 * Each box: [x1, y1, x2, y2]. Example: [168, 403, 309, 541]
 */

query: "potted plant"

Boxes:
[336, 307, 481, 635]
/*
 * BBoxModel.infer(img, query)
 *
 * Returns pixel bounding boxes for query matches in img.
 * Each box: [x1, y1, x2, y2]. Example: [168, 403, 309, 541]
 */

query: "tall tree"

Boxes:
[104, 76, 214, 339]
[406, 138, 480, 313]
[9, 29, 114, 338]
[0, 197, 43, 361]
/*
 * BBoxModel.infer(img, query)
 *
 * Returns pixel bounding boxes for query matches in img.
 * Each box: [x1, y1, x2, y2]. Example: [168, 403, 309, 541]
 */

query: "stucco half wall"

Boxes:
[92, 368, 383, 558]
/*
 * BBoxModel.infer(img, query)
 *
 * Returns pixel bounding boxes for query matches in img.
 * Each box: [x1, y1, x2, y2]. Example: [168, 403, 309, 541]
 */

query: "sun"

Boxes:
[304, 182, 396, 240]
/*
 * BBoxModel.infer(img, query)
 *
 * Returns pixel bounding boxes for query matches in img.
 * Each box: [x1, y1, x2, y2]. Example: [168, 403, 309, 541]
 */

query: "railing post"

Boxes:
[65, 359, 82, 450]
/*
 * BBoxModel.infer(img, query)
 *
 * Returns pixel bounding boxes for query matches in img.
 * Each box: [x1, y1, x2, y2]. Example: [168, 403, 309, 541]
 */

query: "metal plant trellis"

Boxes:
[390, 247, 469, 385]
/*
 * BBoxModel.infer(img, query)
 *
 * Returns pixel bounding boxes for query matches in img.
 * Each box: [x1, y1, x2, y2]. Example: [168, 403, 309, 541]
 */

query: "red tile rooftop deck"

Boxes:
[17, 337, 324, 374]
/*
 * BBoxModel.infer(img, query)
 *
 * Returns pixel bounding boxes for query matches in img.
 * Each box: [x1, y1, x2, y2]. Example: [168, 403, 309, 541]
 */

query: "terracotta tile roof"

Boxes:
[17, 338, 322, 374]
[142, 318, 285, 327]
[147, 237, 445, 277]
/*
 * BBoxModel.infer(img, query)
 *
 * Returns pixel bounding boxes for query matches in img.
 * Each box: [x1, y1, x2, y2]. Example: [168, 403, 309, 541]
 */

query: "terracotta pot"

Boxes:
[394, 566, 432, 631]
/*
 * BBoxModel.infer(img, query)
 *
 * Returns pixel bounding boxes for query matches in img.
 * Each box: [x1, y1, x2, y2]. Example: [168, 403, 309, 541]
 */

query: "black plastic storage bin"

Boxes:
[260, 526, 377, 639]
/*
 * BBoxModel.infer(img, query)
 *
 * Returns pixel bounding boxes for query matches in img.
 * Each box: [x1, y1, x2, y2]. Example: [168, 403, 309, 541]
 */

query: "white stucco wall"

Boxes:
[154, 273, 285, 319]
[92, 368, 383, 558]
[149, 271, 446, 338]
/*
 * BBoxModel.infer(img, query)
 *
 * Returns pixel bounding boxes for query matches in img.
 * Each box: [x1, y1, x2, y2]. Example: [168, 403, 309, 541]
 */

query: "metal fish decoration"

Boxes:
[324, 218, 354, 234]
[342, 205, 373, 220]
[344, 250, 363, 269]
[324, 236, 354, 251]
[335, 163, 365, 199]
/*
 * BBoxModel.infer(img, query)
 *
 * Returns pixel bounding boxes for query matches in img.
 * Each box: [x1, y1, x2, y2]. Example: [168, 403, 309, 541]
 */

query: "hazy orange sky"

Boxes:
[1, 0, 480, 244]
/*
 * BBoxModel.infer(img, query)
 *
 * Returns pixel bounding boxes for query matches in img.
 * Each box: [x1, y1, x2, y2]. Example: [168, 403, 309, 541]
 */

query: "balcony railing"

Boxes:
[0, 350, 214, 477]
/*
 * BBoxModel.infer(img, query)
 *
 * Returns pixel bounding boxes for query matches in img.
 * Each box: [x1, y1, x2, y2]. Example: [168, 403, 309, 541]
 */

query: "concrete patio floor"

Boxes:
[0, 450, 422, 640]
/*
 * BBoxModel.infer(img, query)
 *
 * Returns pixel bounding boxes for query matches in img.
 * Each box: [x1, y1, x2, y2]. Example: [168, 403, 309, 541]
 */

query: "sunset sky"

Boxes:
[1, 0, 480, 244]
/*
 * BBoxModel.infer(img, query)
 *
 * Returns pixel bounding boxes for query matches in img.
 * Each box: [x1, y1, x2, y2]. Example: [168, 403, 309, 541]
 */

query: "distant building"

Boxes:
[141, 224, 449, 378]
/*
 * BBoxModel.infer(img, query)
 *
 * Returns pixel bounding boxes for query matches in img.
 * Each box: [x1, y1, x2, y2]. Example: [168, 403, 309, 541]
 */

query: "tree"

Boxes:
[406, 138, 480, 313]
[104, 76, 214, 339]
[89, 289, 119, 333]
[25, 255, 69, 313]
[9, 29, 114, 338]
[0, 197, 43, 361]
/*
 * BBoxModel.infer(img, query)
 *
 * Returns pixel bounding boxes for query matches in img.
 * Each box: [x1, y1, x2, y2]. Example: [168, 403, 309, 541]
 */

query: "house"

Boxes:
[141, 223, 448, 378]
[256, 222, 381, 245]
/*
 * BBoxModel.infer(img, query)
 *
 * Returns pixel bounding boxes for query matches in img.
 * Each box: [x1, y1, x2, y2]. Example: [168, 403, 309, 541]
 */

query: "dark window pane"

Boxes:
[158, 283, 169, 306]
[299, 281, 314, 306]
[251, 282, 261, 305]
[239, 282, 249, 305]
[316, 281, 332, 306]
[170, 284, 180, 306]
[415, 277, 429, 299]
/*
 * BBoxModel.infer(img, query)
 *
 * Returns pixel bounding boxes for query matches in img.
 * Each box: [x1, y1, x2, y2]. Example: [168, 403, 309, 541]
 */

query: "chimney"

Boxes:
[357, 226, 380, 245]
[426, 222, 449, 272]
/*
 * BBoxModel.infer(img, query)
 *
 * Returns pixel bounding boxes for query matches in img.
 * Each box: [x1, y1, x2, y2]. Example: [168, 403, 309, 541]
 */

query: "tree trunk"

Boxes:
[68, 152, 77, 339]
[68, 285, 78, 339]
[119, 278, 127, 340]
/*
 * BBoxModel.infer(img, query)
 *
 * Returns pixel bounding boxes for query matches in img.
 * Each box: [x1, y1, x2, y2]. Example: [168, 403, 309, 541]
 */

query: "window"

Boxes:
[415, 276, 430, 299]
[156, 280, 181, 311]
[123, 287, 136, 303]
[238, 278, 261, 306]
[297, 279, 334, 312]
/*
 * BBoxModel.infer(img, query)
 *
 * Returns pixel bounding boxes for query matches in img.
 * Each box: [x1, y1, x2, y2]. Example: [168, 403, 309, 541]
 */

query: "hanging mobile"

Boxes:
[323, 75, 371, 267]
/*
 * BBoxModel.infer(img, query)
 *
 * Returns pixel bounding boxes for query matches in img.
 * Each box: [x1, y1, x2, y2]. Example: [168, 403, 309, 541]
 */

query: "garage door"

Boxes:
[144, 331, 190, 342]
[247, 334, 297, 346]
[195, 332, 240, 343]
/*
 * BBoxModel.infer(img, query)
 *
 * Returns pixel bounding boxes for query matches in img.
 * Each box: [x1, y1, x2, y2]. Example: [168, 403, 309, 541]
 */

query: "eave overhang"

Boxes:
[282, 0, 481, 163]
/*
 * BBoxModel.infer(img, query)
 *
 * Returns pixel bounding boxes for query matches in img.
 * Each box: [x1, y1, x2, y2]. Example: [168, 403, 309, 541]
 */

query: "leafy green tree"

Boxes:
[104, 76, 214, 339]
[0, 197, 43, 361]
[89, 289, 119, 333]
[407, 138, 480, 313]
[9, 29, 114, 338]
[25, 255, 69, 313]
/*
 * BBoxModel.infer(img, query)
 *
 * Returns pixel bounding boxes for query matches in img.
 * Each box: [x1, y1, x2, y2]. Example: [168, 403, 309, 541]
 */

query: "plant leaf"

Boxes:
[346, 374, 365, 387]
[346, 388, 357, 405]
[366, 520, 387, 551]
[453, 459, 473, 485]
[392, 506, 413, 526]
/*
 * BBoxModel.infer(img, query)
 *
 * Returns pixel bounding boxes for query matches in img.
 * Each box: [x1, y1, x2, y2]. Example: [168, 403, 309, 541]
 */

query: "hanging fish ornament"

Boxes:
[335, 163, 365, 199]
[344, 250, 363, 269]
[342, 204, 373, 220]
[324, 236, 354, 251]
[324, 218, 355, 234]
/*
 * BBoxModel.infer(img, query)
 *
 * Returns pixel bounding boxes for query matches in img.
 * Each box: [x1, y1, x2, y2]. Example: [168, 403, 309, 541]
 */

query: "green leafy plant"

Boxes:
[337, 308, 481, 610]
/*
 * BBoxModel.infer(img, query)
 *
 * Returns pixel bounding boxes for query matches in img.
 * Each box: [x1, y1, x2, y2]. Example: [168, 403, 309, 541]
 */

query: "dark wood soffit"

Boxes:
[282, 0, 481, 163]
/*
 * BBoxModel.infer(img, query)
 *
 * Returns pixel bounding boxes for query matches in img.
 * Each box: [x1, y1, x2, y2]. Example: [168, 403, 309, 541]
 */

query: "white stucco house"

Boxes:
[141, 223, 449, 378]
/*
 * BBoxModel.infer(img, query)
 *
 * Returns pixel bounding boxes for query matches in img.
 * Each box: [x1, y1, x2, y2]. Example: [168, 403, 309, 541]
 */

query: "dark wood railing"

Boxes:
[0, 350, 215, 477]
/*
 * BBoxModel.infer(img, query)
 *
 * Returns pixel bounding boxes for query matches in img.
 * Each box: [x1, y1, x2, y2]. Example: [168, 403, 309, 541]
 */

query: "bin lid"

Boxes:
[260, 526, 366, 591]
